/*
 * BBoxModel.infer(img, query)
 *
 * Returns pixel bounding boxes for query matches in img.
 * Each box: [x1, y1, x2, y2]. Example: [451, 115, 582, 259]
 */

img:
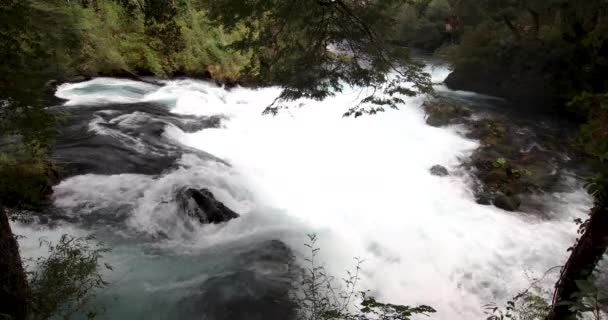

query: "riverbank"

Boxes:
[423, 92, 593, 216]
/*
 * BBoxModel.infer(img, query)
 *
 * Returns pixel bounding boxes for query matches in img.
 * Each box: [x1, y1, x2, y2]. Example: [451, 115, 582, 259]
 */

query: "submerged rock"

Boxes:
[173, 240, 295, 320]
[430, 165, 449, 177]
[176, 188, 239, 224]
[52, 102, 223, 178]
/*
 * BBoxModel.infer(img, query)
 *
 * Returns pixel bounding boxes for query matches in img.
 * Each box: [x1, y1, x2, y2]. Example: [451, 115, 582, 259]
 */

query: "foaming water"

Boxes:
[56, 78, 159, 106]
[163, 81, 589, 318]
[19, 75, 592, 319]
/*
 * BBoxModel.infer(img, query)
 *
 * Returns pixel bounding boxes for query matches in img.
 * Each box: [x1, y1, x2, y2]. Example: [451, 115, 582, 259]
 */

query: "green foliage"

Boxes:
[64, 1, 248, 79]
[0, 143, 56, 209]
[486, 291, 550, 320]
[206, 0, 433, 116]
[27, 235, 111, 320]
[393, 2, 446, 51]
[485, 284, 551, 320]
[0, 0, 70, 153]
[1, 0, 251, 82]
[566, 277, 605, 319]
[567, 30, 608, 203]
[435, 23, 503, 68]
[493, 157, 508, 169]
[295, 235, 436, 320]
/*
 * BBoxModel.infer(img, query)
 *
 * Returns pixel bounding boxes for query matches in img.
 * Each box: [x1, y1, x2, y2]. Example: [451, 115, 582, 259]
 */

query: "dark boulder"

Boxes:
[475, 192, 493, 206]
[176, 188, 239, 224]
[423, 99, 471, 127]
[430, 165, 449, 177]
[443, 63, 561, 113]
[493, 193, 522, 212]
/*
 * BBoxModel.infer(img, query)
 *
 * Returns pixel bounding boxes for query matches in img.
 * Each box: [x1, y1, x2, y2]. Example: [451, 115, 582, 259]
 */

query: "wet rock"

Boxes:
[176, 188, 239, 224]
[443, 64, 561, 112]
[52, 103, 223, 178]
[67, 75, 87, 83]
[430, 165, 449, 177]
[423, 99, 471, 127]
[465, 118, 508, 147]
[493, 193, 521, 212]
[475, 192, 493, 205]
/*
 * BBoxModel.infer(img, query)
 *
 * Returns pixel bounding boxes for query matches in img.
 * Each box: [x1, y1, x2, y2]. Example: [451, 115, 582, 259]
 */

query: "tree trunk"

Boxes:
[0, 207, 30, 320]
[502, 15, 522, 41]
[550, 204, 608, 320]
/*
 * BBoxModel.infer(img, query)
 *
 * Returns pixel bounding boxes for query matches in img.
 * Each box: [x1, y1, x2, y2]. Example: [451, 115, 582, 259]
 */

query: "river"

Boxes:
[11, 65, 592, 319]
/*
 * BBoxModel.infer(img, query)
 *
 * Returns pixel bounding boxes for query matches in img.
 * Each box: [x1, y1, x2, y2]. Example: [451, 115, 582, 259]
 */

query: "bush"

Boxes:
[0, 143, 56, 209]
[485, 289, 550, 320]
[294, 235, 436, 320]
[27, 235, 111, 320]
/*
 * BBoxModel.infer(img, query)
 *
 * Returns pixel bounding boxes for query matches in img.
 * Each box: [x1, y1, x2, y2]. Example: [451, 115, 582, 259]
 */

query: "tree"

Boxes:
[547, 2, 608, 318]
[142, 0, 186, 56]
[205, 0, 433, 116]
[0, 207, 30, 320]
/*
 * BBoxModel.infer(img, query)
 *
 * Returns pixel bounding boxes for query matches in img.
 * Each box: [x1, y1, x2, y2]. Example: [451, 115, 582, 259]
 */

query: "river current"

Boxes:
[12, 65, 592, 319]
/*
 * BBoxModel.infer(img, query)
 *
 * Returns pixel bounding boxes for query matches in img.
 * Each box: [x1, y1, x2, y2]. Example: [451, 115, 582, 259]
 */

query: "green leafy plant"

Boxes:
[27, 234, 111, 320]
[0, 142, 57, 209]
[556, 276, 605, 320]
[295, 234, 436, 320]
[484, 267, 559, 320]
[485, 289, 550, 320]
[493, 157, 508, 169]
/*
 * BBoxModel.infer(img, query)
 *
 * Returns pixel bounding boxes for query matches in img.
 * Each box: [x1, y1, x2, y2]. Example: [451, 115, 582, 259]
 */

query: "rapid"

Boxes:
[11, 65, 592, 319]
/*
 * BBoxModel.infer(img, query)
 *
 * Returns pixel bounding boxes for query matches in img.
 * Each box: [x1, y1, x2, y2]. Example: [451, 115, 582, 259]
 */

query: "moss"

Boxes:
[467, 118, 507, 143]
[0, 143, 58, 209]
[423, 99, 472, 127]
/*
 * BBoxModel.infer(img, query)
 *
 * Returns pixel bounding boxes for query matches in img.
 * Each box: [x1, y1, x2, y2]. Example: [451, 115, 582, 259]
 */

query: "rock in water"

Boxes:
[176, 188, 239, 224]
[493, 193, 522, 212]
[423, 99, 472, 127]
[475, 192, 493, 205]
[430, 165, 449, 177]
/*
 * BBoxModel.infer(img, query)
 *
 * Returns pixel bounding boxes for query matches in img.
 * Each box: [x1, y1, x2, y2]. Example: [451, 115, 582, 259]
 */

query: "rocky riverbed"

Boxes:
[423, 94, 593, 216]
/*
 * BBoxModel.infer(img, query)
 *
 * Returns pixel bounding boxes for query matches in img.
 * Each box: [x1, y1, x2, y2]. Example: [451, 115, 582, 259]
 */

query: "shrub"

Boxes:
[294, 234, 436, 320]
[0, 143, 56, 209]
[27, 235, 111, 320]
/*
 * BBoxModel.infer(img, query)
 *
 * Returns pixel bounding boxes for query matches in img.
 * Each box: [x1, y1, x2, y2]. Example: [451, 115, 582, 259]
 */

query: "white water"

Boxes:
[15, 67, 592, 319]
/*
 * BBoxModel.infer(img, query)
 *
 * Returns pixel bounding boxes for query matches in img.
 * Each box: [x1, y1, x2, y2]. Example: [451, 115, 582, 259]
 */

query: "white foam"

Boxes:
[163, 79, 589, 319]
[56, 78, 159, 106]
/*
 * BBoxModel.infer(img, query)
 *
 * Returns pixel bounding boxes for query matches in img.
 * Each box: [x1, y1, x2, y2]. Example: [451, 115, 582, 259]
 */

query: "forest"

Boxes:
[1, 0, 607, 319]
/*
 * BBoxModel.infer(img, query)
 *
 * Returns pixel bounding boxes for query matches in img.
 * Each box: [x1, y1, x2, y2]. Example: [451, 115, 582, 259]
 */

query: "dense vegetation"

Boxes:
[1, 0, 607, 319]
